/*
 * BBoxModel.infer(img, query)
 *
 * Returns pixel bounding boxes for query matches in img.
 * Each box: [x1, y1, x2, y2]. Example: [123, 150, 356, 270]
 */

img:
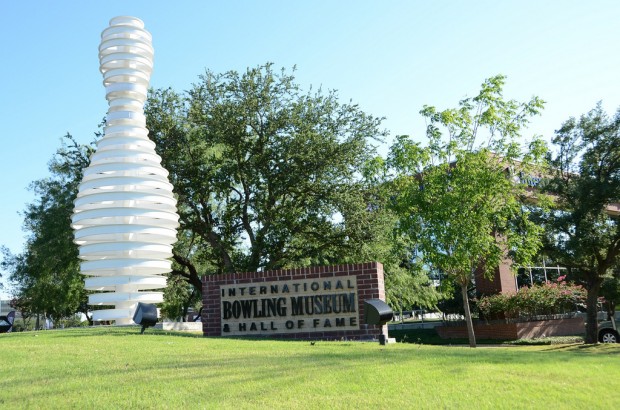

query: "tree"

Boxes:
[600, 273, 620, 321]
[160, 274, 201, 321]
[3, 64, 441, 322]
[541, 104, 620, 343]
[1, 135, 93, 324]
[388, 75, 545, 347]
[359, 156, 441, 311]
[145, 63, 435, 306]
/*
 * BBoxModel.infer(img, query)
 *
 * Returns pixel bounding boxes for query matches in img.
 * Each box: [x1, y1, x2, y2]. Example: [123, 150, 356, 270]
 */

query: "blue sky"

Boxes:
[1, 1, 619, 297]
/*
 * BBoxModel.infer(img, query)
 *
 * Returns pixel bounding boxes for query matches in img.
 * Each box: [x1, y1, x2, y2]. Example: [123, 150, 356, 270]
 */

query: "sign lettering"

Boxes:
[220, 277, 359, 335]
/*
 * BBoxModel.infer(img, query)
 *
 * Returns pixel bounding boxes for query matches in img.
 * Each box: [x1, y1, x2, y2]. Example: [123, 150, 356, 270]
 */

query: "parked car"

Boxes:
[599, 319, 618, 343]
[575, 311, 618, 343]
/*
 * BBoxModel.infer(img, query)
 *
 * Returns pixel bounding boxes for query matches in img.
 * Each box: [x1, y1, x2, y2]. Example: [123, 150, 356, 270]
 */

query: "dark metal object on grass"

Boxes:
[0, 311, 15, 333]
[364, 299, 393, 345]
[133, 303, 158, 334]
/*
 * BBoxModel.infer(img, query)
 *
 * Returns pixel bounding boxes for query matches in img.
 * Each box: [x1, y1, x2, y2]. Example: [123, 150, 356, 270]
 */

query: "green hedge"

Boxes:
[477, 281, 586, 321]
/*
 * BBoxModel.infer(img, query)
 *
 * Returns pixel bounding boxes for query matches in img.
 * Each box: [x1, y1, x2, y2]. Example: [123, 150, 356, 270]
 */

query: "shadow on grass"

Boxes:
[46, 327, 371, 344]
[24, 326, 620, 362]
[31, 326, 204, 339]
[389, 328, 594, 348]
[539, 343, 620, 355]
[389, 328, 503, 345]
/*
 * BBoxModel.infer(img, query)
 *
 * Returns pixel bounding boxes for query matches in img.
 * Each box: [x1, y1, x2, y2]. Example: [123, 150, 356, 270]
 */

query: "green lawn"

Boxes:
[1, 327, 618, 409]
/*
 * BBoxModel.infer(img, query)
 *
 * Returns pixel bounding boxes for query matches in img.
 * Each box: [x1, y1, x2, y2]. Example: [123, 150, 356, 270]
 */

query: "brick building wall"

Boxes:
[475, 263, 518, 295]
[202, 262, 388, 340]
[435, 317, 584, 340]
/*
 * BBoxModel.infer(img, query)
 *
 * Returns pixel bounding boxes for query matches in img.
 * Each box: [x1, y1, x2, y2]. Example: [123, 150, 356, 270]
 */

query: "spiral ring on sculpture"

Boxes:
[72, 17, 179, 325]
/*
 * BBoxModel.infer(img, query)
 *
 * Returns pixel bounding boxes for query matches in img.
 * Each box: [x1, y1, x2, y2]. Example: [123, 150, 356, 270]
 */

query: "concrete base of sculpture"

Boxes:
[157, 321, 202, 332]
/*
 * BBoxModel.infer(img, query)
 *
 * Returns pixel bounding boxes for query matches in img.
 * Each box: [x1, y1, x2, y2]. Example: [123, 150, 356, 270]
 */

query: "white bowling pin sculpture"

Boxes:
[72, 16, 179, 325]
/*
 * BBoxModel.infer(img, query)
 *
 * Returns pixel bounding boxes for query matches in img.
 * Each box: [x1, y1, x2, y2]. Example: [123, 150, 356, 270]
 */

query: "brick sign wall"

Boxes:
[202, 262, 388, 340]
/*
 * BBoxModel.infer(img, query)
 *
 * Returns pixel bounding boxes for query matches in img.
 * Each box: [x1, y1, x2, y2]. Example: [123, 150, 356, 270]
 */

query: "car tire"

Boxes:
[599, 329, 619, 343]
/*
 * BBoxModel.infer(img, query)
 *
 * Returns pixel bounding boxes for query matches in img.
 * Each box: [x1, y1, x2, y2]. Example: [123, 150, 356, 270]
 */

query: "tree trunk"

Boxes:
[172, 253, 204, 293]
[181, 288, 195, 322]
[606, 301, 616, 322]
[461, 283, 477, 348]
[584, 279, 602, 344]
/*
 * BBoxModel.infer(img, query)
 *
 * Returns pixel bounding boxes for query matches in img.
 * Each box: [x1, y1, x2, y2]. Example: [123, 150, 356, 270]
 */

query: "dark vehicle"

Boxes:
[575, 311, 618, 343]
[599, 319, 618, 343]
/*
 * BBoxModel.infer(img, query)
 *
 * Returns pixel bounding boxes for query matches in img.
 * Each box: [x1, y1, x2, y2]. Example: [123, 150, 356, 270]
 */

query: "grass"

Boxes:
[1, 327, 619, 409]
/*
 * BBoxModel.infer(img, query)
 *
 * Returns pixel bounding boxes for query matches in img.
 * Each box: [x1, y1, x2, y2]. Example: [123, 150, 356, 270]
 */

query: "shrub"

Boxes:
[478, 280, 586, 321]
